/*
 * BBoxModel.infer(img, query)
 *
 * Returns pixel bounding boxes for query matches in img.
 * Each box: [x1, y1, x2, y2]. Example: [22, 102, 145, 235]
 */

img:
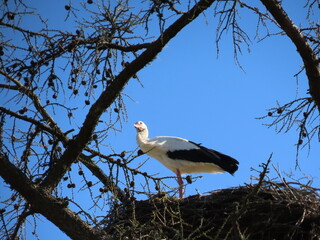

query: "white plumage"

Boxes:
[134, 121, 239, 198]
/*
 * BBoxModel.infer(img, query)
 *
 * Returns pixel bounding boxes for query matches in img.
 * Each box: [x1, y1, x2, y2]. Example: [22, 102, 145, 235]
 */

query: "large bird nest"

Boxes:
[104, 176, 320, 239]
[104, 178, 320, 239]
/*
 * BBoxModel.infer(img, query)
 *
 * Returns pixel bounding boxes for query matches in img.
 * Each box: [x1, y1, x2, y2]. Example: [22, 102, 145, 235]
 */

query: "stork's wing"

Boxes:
[167, 141, 239, 175]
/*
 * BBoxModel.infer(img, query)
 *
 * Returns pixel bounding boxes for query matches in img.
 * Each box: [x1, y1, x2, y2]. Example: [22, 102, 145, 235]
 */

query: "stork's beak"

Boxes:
[134, 124, 143, 132]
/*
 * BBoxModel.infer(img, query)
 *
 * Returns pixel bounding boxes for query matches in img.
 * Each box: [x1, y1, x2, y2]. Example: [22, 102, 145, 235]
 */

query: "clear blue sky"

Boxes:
[1, 1, 319, 239]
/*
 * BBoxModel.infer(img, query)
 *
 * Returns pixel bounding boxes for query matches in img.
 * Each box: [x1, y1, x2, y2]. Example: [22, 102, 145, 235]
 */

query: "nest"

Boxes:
[104, 181, 320, 239]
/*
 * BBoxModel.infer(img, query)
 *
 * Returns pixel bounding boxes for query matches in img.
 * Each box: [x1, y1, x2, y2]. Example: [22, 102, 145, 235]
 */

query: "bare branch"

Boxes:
[0, 154, 106, 240]
[260, 0, 320, 113]
[79, 154, 128, 203]
[0, 69, 65, 138]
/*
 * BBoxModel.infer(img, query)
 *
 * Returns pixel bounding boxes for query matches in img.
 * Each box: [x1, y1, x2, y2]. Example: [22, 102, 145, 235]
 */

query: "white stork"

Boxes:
[134, 121, 239, 198]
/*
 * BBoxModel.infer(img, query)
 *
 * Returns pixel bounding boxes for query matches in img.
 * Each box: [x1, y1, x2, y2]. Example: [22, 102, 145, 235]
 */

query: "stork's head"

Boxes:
[134, 121, 147, 132]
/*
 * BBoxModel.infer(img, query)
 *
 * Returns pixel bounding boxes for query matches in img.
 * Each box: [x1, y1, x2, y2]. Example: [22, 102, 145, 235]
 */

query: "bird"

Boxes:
[134, 121, 239, 198]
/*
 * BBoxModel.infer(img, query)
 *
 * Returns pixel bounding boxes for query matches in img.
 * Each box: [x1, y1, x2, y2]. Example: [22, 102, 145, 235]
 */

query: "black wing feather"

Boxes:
[167, 141, 239, 175]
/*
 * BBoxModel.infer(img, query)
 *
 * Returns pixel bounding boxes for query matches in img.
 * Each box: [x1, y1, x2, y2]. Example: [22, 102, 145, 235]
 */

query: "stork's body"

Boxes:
[134, 121, 239, 198]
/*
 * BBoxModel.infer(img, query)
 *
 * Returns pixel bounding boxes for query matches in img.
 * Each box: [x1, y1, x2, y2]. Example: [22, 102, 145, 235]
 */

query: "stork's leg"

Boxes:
[176, 169, 184, 198]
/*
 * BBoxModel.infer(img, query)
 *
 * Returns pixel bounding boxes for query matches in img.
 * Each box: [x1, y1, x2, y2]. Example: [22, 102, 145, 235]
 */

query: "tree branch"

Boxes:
[0, 69, 66, 136]
[92, 41, 152, 52]
[0, 83, 19, 90]
[79, 154, 128, 202]
[260, 0, 320, 112]
[0, 154, 107, 240]
[0, 106, 66, 143]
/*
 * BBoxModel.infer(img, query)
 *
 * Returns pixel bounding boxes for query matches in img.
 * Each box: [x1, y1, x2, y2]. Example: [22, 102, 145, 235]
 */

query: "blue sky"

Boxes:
[1, 1, 319, 239]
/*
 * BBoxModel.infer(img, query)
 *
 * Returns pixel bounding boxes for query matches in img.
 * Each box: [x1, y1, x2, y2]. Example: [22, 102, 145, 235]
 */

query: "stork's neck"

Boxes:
[136, 128, 149, 146]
